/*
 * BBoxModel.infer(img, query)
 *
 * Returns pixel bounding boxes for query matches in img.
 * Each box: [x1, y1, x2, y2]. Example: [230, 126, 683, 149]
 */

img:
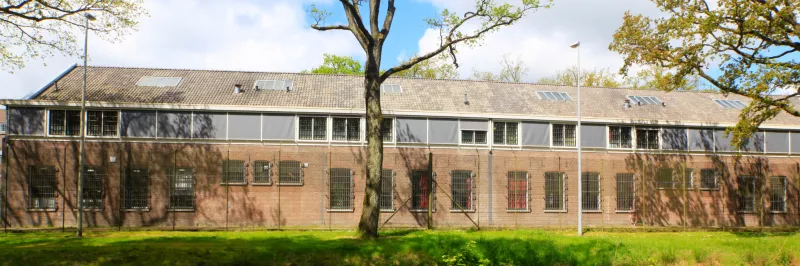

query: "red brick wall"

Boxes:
[1, 140, 798, 229]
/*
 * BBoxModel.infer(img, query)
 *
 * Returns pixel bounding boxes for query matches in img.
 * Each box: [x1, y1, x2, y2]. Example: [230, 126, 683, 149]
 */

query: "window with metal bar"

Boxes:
[544, 172, 565, 211]
[552, 124, 576, 147]
[80, 166, 104, 209]
[770, 176, 786, 212]
[333, 117, 361, 141]
[635, 128, 659, 149]
[221, 160, 246, 184]
[411, 170, 432, 210]
[582, 172, 601, 211]
[507, 171, 528, 211]
[169, 167, 194, 210]
[329, 168, 353, 210]
[461, 130, 487, 144]
[28, 165, 57, 210]
[299, 116, 327, 140]
[279, 160, 303, 185]
[616, 173, 635, 211]
[657, 168, 675, 189]
[683, 168, 694, 189]
[86, 110, 119, 136]
[123, 168, 149, 210]
[609, 126, 633, 148]
[379, 169, 394, 211]
[381, 118, 393, 142]
[738, 176, 756, 212]
[700, 169, 717, 190]
[451, 170, 474, 211]
[493, 122, 518, 145]
[252, 160, 271, 184]
[48, 110, 82, 136]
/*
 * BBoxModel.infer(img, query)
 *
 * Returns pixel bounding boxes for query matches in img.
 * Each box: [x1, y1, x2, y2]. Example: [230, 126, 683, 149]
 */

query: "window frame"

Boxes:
[769, 176, 787, 213]
[544, 172, 566, 212]
[27, 165, 57, 211]
[507, 171, 529, 212]
[278, 160, 304, 186]
[551, 123, 577, 148]
[381, 117, 395, 143]
[168, 167, 195, 211]
[700, 168, 718, 190]
[450, 170, 475, 212]
[492, 121, 519, 146]
[47, 109, 82, 137]
[297, 116, 328, 141]
[252, 160, 272, 185]
[86, 110, 120, 137]
[221, 160, 247, 185]
[78, 166, 104, 210]
[460, 130, 488, 145]
[615, 173, 635, 212]
[331, 116, 362, 142]
[581, 172, 601, 212]
[329, 168, 354, 212]
[737, 175, 756, 213]
[123, 167, 150, 211]
[410, 170, 434, 212]
[635, 127, 660, 150]
[608, 125, 634, 149]
[379, 169, 395, 212]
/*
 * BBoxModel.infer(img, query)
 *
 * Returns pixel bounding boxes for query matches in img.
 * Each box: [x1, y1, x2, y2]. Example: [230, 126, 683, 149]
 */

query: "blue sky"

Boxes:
[0, 0, 664, 99]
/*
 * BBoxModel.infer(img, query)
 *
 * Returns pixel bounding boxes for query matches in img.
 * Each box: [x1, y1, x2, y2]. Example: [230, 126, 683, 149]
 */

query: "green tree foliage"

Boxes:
[623, 66, 705, 91]
[472, 54, 529, 82]
[537, 67, 622, 87]
[303, 53, 364, 75]
[1, 0, 146, 72]
[309, 0, 548, 239]
[609, 0, 800, 147]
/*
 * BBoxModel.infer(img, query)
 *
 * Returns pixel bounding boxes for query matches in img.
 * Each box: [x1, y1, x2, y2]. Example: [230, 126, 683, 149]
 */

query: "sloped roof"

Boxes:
[14, 65, 800, 127]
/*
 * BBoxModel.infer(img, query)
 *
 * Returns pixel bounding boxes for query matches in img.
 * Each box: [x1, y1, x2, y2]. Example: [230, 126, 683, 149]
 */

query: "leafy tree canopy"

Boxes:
[303, 53, 364, 75]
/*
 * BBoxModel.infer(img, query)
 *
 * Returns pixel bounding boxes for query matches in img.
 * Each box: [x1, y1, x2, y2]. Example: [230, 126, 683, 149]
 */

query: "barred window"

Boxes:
[379, 169, 394, 211]
[507, 171, 528, 211]
[299, 116, 327, 140]
[28, 165, 57, 210]
[222, 160, 246, 184]
[169, 168, 194, 210]
[329, 168, 353, 210]
[635, 128, 659, 149]
[87, 110, 119, 136]
[382, 118, 393, 142]
[683, 168, 694, 189]
[770, 176, 786, 212]
[411, 170, 432, 210]
[493, 122, 518, 145]
[657, 168, 675, 189]
[582, 172, 600, 211]
[451, 170, 474, 211]
[80, 166, 104, 209]
[279, 160, 303, 185]
[461, 130, 487, 144]
[252, 160, 272, 184]
[738, 176, 756, 212]
[333, 117, 361, 141]
[616, 173, 635, 211]
[48, 110, 81, 136]
[552, 124, 576, 147]
[700, 169, 717, 190]
[123, 168, 149, 210]
[545, 172, 565, 211]
[609, 126, 632, 148]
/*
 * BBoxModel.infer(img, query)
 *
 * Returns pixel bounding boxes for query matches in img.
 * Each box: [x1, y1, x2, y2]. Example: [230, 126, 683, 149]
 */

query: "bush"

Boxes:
[439, 240, 491, 266]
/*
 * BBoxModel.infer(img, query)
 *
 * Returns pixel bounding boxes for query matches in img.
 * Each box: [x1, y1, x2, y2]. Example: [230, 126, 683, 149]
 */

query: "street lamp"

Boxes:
[77, 12, 95, 238]
[570, 41, 582, 236]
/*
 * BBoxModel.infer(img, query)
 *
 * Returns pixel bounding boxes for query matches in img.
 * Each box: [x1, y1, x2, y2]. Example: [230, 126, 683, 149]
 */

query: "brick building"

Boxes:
[1, 65, 798, 230]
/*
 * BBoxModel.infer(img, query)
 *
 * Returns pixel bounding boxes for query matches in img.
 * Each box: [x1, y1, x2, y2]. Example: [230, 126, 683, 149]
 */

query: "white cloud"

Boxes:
[415, 0, 662, 82]
[0, 0, 361, 99]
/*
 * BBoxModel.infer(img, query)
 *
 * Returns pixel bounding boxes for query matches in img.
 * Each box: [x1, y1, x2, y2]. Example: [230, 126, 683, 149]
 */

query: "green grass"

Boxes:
[0, 229, 797, 265]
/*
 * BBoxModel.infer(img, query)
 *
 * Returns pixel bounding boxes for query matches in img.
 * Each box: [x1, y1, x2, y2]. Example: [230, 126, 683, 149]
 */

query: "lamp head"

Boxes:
[570, 42, 580, 48]
[85, 13, 96, 21]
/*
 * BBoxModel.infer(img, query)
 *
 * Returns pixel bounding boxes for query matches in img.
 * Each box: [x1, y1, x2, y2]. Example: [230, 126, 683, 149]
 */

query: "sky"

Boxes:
[0, 0, 663, 100]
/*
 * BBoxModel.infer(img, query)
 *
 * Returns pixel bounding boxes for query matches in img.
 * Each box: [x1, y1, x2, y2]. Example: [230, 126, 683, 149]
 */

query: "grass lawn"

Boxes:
[0, 229, 797, 265]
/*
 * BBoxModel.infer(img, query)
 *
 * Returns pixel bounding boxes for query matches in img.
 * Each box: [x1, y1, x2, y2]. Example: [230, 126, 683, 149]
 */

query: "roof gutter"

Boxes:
[26, 64, 78, 100]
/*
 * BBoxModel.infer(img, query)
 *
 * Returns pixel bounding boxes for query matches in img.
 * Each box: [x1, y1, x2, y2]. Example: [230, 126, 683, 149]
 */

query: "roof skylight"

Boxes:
[628, 95, 662, 105]
[136, 77, 182, 87]
[714, 99, 747, 109]
[255, 80, 294, 91]
[536, 91, 572, 101]
[381, 84, 403, 94]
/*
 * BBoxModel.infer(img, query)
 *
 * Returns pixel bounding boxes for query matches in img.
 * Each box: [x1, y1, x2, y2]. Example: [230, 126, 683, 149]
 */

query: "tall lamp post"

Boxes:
[570, 41, 582, 236]
[77, 13, 96, 237]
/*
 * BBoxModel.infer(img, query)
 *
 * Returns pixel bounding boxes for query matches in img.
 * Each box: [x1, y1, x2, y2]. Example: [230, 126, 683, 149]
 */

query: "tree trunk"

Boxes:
[358, 57, 384, 239]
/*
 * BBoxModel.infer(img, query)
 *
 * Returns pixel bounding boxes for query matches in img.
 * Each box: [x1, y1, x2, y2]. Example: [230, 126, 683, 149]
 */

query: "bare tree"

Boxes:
[472, 54, 529, 82]
[309, 0, 548, 239]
